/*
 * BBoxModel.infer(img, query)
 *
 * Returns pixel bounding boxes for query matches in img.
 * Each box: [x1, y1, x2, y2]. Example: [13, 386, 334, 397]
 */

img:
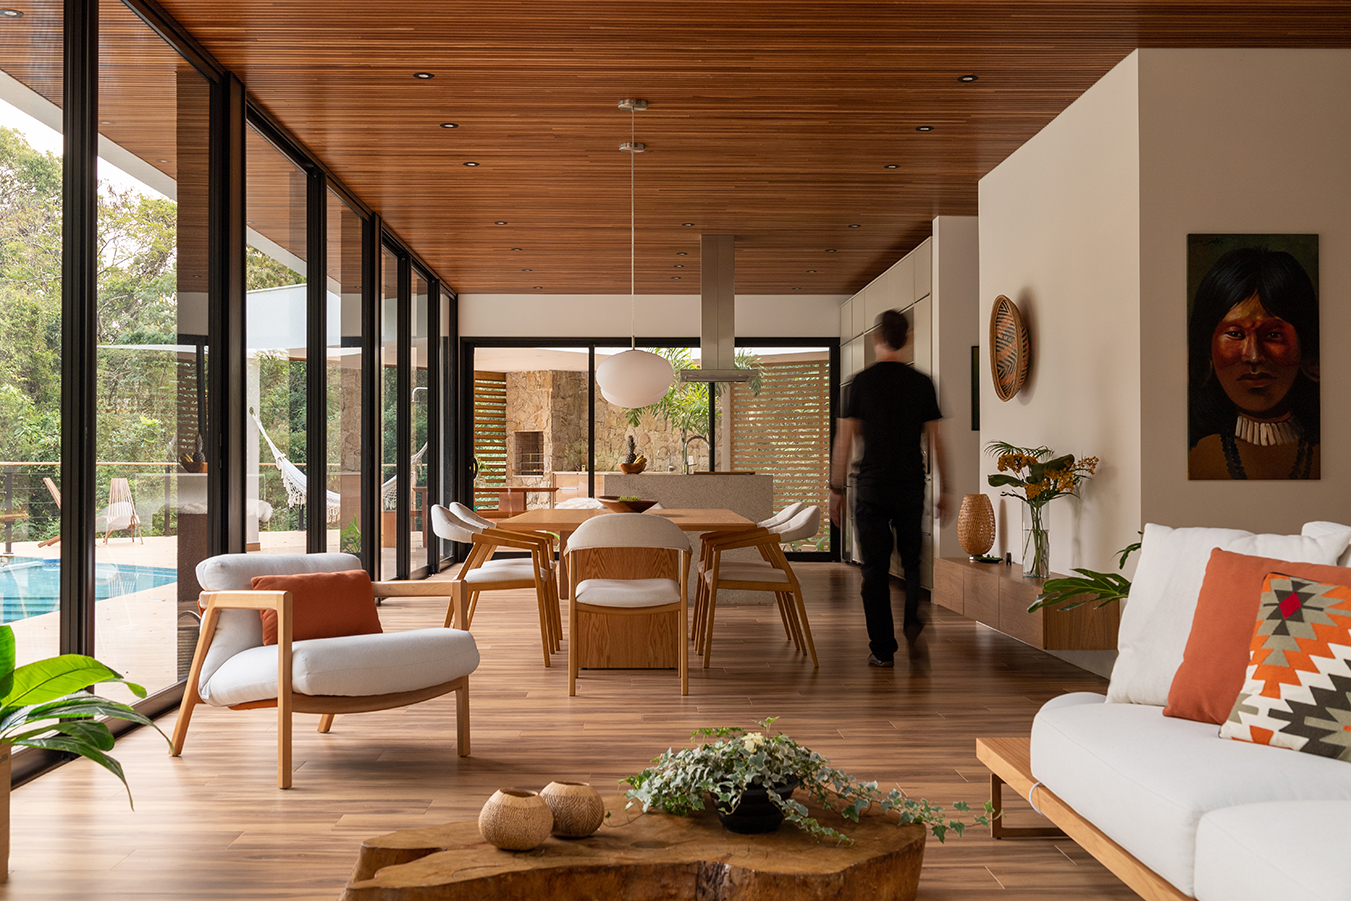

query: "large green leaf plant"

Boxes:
[0, 625, 166, 806]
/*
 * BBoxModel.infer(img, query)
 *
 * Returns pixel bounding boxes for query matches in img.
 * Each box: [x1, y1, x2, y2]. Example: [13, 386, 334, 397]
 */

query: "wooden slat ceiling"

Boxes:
[6, 1, 1351, 296]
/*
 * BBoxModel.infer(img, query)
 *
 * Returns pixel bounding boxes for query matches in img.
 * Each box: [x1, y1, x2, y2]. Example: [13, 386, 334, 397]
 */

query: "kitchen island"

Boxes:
[601, 472, 773, 525]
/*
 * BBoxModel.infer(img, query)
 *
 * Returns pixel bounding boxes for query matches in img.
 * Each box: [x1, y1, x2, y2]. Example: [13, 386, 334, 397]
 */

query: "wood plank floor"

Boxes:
[2, 562, 1137, 900]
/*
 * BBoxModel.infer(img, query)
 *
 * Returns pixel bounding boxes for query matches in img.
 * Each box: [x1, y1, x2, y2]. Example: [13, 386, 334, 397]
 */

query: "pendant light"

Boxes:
[595, 98, 674, 409]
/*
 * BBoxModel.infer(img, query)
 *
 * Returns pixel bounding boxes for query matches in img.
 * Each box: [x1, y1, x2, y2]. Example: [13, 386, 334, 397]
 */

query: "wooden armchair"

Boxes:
[170, 552, 476, 789]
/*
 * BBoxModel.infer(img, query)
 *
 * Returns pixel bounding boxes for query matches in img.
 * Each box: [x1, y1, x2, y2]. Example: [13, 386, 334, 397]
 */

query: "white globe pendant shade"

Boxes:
[596, 349, 674, 409]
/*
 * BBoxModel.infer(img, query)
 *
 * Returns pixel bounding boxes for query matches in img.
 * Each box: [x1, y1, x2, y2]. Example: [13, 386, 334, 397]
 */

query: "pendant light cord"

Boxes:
[630, 105, 636, 350]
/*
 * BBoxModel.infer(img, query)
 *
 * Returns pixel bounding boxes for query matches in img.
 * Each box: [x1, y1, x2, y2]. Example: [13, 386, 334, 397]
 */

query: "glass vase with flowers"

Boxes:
[985, 442, 1099, 579]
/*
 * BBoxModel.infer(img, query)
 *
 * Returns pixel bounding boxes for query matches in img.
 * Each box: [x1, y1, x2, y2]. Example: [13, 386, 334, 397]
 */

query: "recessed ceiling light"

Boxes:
[0, 9, 24, 17]
[522, 268, 532, 272]
[793, 287, 802, 290]
[807, 269, 817, 273]
[533, 286, 542, 290]
[439, 122, 458, 129]
[681, 222, 695, 227]
[510, 247, 523, 251]
[463, 161, 479, 166]
[848, 224, 860, 228]
[825, 249, 837, 253]
[674, 264, 684, 268]
[158, 159, 169, 163]
[958, 74, 979, 83]
[915, 125, 934, 132]
[672, 276, 681, 280]
[494, 221, 507, 225]
[413, 72, 434, 79]
[676, 252, 687, 256]
[100, 120, 113, 125]
[884, 164, 899, 169]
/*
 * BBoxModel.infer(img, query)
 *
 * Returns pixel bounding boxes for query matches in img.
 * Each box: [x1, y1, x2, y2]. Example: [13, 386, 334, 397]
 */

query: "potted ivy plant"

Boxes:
[0, 624, 166, 881]
[623, 718, 991, 842]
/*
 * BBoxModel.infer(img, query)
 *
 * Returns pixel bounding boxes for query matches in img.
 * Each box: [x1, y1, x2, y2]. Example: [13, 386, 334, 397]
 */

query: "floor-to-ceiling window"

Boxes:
[244, 124, 308, 554]
[0, 0, 63, 673]
[378, 244, 400, 578]
[90, 1, 213, 699]
[327, 191, 363, 554]
[410, 268, 430, 571]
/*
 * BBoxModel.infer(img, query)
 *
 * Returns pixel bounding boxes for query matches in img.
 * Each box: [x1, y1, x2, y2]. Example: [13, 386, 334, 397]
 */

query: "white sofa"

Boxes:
[1028, 521, 1351, 901]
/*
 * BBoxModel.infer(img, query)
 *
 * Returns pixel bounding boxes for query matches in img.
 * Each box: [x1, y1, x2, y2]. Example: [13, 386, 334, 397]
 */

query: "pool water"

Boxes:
[0, 557, 179, 624]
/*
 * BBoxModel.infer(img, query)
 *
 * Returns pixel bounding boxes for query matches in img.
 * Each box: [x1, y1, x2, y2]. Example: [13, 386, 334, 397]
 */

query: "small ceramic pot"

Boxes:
[478, 789, 554, 851]
[540, 781, 606, 838]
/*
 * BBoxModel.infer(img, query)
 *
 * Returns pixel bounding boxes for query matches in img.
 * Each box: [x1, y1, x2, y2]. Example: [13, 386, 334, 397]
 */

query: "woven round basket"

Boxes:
[957, 493, 996, 558]
[989, 295, 1031, 402]
[540, 781, 606, 838]
[478, 789, 554, 851]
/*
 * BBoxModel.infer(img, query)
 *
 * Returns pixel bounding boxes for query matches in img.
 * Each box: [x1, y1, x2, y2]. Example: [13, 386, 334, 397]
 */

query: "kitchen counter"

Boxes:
[602, 472, 773, 525]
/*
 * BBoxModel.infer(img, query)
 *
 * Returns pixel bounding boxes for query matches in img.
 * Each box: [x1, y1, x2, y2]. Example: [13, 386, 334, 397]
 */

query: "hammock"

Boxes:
[250, 411, 428, 523]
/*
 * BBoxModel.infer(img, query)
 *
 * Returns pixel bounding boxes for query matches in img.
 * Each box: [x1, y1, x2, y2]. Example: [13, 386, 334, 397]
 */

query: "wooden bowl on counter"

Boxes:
[597, 496, 659, 514]
[618, 462, 646, 474]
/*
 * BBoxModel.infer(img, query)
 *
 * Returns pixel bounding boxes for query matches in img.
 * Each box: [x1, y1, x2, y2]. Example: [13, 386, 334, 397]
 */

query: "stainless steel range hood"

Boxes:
[680, 234, 752, 383]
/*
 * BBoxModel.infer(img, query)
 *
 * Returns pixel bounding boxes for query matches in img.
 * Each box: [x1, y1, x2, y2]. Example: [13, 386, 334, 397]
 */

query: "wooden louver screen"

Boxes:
[730, 360, 830, 549]
[472, 371, 507, 511]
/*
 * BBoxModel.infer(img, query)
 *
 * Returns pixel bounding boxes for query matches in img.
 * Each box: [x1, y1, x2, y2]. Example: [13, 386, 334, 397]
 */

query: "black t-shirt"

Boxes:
[842, 361, 942, 485]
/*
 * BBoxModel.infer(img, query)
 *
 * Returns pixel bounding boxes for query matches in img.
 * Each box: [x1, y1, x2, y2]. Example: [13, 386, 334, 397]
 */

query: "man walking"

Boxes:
[828, 310, 948, 667]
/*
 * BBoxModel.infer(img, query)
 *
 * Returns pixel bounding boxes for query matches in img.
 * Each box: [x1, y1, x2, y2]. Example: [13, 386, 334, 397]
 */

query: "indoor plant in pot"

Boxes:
[986, 441, 1099, 579]
[0, 624, 166, 880]
[623, 718, 990, 842]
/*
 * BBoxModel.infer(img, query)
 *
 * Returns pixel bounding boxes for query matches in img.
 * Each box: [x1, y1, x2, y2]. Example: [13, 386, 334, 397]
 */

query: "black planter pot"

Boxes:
[714, 777, 800, 835]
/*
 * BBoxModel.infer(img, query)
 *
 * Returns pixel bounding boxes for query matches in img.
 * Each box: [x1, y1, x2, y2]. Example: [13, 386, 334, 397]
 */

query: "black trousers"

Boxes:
[854, 479, 925, 660]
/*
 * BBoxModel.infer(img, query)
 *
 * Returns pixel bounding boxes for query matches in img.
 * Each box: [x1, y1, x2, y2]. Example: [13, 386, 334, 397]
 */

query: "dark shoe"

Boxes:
[867, 654, 895, 668]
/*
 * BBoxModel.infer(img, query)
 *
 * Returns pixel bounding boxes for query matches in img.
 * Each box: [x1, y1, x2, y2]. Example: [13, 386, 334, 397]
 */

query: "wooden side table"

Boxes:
[933, 557, 1119, 650]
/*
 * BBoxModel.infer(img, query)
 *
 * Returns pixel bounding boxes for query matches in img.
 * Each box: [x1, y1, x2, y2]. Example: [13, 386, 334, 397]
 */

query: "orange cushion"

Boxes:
[1164, 549, 1351, 724]
[251, 569, 383, 646]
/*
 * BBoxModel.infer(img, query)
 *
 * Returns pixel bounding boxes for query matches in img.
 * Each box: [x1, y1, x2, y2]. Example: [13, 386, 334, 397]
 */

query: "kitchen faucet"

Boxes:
[682, 434, 709, 474]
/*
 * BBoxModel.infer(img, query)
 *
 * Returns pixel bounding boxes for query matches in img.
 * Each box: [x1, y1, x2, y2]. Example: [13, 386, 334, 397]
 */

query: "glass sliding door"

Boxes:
[410, 269, 430, 572]
[327, 192, 363, 554]
[378, 245, 400, 579]
[244, 125, 308, 554]
[91, 3, 212, 700]
[0, 1, 63, 673]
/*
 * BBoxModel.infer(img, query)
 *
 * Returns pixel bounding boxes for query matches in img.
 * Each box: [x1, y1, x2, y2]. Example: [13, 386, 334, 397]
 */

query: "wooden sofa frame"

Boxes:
[977, 737, 1188, 901]
[172, 581, 468, 789]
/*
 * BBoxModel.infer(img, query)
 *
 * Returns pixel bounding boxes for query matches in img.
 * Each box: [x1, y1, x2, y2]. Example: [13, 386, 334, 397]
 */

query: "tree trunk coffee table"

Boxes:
[342, 797, 926, 901]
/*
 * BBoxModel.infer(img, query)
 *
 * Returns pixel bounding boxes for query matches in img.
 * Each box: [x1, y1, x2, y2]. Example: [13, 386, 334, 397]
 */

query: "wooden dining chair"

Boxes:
[430, 504, 561, 665]
[565, 513, 692, 695]
[694, 507, 821, 669]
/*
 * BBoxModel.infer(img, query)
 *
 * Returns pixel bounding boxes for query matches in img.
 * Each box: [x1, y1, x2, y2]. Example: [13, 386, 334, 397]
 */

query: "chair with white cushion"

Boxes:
[171, 552, 478, 789]
[565, 513, 693, 696]
[693, 507, 820, 669]
[431, 503, 561, 665]
[757, 502, 805, 530]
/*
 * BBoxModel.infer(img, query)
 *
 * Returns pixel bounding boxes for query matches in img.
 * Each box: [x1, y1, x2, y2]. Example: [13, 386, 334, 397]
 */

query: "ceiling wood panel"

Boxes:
[6, 1, 1351, 295]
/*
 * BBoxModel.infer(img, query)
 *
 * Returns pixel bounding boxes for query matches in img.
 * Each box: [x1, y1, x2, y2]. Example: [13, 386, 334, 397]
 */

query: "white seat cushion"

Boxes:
[707, 562, 789, 584]
[1195, 801, 1351, 901]
[464, 560, 547, 584]
[200, 627, 480, 707]
[1031, 694, 1351, 896]
[575, 578, 680, 608]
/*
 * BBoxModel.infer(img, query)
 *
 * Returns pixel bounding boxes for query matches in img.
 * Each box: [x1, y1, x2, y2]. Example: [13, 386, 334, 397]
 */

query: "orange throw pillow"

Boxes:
[251, 569, 383, 646]
[1164, 549, 1351, 724]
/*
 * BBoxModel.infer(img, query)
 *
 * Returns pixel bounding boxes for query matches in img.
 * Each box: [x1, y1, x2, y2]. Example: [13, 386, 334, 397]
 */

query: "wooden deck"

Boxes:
[2, 562, 1136, 900]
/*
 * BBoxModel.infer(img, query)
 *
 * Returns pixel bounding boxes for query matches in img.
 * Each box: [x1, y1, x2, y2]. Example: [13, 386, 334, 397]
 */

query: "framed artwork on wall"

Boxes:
[1186, 233, 1320, 480]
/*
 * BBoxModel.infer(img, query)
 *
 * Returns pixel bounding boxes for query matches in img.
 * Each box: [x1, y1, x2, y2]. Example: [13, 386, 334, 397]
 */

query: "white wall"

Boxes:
[1137, 49, 1351, 533]
[459, 293, 845, 339]
[930, 216, 982, 559]
[978, 52, 1143, 573]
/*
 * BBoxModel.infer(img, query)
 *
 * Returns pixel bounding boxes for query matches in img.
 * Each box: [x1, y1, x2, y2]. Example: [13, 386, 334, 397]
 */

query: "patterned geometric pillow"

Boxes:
[1219, 573, 1351, 761]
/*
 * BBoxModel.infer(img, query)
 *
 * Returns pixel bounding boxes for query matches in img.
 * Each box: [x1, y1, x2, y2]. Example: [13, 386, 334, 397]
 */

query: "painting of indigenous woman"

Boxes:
[1187, 234, 1319, 480]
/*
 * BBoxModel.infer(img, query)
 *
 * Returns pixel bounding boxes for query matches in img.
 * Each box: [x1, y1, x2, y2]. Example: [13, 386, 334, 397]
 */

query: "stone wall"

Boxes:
[504, 370, 710, 483]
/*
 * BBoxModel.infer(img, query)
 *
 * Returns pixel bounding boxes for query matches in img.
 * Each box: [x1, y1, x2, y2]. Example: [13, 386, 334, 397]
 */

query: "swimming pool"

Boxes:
[0, 557, 179, 623]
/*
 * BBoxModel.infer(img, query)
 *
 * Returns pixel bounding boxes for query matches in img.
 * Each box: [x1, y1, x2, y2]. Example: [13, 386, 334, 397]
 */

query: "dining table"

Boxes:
[497, 507, 756, 670]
